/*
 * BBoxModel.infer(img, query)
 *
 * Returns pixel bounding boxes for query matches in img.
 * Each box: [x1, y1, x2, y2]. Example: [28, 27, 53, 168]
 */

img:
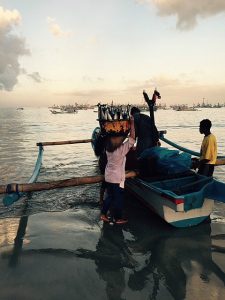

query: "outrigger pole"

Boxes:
[3, 144, 44, 206]
[36, 139, 92, 147]
[0, 171, 137, 196]
[159, 133, 225, 165]
[3, 140, 92, 206]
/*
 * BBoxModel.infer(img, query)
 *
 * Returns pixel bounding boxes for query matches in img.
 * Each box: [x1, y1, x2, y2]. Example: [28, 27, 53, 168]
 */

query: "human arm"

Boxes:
[119, 118, 135, 156]
[153, 124, 160, 146]
[130, 115, 135, 140]
[191, 157, 207, 170]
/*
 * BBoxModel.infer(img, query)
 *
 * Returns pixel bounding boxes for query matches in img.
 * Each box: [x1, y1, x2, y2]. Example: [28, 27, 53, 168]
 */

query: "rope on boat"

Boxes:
[3, 145, 44, 206]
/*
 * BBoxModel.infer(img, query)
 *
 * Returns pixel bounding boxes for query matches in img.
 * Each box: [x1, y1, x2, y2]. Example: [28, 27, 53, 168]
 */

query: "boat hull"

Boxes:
[125, 178, 214, 228]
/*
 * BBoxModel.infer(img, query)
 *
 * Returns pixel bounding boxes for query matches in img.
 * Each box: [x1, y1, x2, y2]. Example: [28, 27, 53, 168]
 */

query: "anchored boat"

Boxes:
[92, 90, 225, 228]
[92, 125, 225, 228]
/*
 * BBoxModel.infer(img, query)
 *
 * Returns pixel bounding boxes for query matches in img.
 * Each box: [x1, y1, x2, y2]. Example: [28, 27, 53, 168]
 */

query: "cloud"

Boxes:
[137, 0, 225, 30]
[82, 75, 104, 83]
[0, 6, 30, 91]
[27, 72, 42, 83]
[47, 17, 71, 37]
[0, 6, 21, 29]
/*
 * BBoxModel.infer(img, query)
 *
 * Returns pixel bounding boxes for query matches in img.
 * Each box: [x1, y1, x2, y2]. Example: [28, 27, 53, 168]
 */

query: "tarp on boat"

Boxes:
[140, 147, 192, 175]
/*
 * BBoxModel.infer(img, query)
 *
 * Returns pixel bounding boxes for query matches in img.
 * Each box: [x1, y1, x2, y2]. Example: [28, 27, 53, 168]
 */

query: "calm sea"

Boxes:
[0, 107, 225, 300]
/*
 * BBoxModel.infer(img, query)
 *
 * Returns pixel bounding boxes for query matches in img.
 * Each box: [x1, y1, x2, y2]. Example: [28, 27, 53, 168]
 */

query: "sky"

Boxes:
[0, 0, 225, 107]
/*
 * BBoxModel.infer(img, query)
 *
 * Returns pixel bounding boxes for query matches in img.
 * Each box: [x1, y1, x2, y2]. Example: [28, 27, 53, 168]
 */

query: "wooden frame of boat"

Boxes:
[91, 125, 225, 228]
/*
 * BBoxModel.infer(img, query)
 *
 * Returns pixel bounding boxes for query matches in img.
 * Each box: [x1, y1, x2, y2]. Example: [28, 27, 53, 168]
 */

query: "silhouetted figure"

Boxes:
[198, 119, 217, 177]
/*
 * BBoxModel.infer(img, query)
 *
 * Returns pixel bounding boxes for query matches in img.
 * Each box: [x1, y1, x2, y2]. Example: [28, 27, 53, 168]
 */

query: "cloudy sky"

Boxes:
[0, 0, 225, 107]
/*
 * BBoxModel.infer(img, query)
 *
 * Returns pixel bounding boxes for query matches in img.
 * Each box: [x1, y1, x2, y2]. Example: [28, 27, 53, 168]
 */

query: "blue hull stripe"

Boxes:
[170, 216, 208, 228]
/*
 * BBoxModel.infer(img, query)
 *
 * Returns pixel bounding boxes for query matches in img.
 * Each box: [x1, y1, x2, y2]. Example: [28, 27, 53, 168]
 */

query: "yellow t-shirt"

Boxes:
[200, 133, 217, 164]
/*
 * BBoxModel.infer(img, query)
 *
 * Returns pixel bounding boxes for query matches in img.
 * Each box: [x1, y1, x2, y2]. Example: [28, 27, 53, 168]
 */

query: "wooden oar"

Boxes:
[0, 171, 138, 194]
[37, 138, 92, 147]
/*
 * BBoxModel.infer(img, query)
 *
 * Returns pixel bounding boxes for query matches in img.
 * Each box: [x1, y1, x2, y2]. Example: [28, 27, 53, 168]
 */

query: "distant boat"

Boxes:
[50, 108, 78, 114]
[50, 110, 63, 114]
[16, 107, 24, 110]
[172, 105, 197, 111]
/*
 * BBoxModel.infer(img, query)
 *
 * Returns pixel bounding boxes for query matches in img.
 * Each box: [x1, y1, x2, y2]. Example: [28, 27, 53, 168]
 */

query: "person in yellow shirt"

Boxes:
[198, 119, 217, 177]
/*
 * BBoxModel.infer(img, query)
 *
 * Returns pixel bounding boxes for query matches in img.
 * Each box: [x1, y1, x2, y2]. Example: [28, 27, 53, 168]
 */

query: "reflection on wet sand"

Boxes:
[126, 199, 225, 299]
[1, 198, 225, 299]
[76, 223, 134, 300]
[8, 215, 28, 268]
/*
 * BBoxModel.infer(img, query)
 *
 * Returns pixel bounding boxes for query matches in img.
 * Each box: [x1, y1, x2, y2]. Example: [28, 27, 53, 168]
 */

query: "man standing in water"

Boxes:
[197, 119, 217, 177]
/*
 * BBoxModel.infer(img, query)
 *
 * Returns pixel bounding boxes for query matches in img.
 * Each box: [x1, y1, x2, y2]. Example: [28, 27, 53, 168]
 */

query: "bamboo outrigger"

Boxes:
[0, 171, 137, 195]
[36, 138, 92, 147]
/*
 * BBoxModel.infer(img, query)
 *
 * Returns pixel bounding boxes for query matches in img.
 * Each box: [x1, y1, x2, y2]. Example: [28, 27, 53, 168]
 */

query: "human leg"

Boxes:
[101, 182, 113, 220]
[198, 164, 214, 177]
[111, 184, 125, 222]
[99, 181, 107, 206]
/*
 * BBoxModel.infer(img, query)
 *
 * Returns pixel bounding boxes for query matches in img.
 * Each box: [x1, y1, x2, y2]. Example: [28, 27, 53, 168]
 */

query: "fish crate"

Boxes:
[99, 120, 131, 136]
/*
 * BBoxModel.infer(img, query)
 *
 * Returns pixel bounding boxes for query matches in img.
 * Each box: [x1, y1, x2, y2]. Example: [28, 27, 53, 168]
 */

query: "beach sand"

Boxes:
[1, 197, 225, 300]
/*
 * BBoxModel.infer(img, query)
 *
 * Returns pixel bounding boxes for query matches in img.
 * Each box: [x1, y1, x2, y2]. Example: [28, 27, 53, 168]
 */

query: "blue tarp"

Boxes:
[140, 147, 192, 175]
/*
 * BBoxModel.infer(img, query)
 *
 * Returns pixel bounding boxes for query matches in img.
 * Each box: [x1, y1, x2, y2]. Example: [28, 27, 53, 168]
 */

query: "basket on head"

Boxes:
[100, 120, 130, 137]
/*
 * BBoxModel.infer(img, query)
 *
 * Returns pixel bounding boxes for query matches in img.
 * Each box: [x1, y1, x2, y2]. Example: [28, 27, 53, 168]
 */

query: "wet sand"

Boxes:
[1, 108, 225, 299]
[1, 195, 225, 300]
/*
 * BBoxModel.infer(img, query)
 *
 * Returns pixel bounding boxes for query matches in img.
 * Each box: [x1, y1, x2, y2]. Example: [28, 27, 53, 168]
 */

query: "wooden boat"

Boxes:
[91, 117, 225, 228]
[125, 173, 215, 228]
[91, 126, 215, 227]
[50, 109, 63, 114]
[90, 90, 225, 228]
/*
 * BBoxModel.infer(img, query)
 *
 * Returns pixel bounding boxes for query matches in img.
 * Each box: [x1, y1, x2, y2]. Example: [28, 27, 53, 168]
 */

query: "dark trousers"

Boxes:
[101, 182, 124, 220]
[198, 164, 214, 177]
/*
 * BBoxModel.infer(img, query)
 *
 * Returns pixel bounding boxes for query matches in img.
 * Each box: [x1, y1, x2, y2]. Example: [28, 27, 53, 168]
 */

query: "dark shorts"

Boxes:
[198, 164, 214, 177]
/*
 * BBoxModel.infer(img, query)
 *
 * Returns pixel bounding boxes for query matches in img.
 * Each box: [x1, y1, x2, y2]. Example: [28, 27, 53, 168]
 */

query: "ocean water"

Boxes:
[0, 107, 225, 300]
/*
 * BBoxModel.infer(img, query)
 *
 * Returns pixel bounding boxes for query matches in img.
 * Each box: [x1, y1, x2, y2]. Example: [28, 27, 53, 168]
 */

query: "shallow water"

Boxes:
[0, 107, 225, 299]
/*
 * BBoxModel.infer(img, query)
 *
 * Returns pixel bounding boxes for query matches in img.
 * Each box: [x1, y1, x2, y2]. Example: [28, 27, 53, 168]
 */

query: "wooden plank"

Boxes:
[36, 139, 92, 146]
[216, 158, 225, 166]
[0, 171, 138, 194]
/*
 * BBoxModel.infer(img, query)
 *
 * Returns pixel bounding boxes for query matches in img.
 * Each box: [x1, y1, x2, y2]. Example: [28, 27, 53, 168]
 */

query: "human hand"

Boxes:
[191, 157, 200, 170]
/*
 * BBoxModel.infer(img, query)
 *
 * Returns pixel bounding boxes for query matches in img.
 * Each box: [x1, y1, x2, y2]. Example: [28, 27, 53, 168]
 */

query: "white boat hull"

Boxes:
[126, 179, 214, 228]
